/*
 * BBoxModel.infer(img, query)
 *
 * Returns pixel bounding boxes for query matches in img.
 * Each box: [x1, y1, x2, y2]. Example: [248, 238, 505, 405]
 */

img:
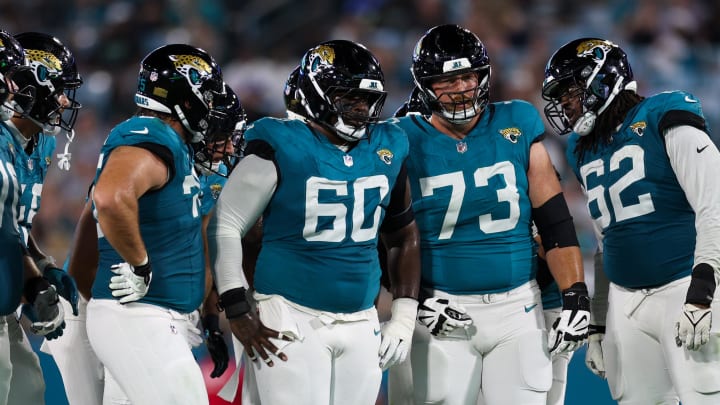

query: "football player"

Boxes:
[3, 31, 82, 405]
[388, 24, 588, 405]
[209, 40, 421, 405]
[85, 44, 224, 405]
[542, 37, 720, 404]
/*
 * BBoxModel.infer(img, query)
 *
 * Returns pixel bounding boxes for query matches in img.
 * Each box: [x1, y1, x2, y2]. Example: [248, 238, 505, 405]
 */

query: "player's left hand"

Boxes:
[548, 282, 590, 355]
[43, 266, 79, 316]
[23, 284, 66, 340]
[379, 298, 418, 370]
[203, 314, 229, 378]
[675, 303, 712, 351]
[109, 261, 152, 304]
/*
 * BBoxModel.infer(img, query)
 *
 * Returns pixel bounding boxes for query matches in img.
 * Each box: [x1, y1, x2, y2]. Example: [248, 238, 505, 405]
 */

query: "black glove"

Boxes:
[203, 314, 229, 378]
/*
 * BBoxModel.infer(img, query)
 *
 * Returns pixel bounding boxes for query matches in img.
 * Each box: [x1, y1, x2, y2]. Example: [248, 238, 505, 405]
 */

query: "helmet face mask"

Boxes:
[135, 44, 223, 142]
[193, 83, 246, 176]
[298, 40, 387, 142]
[13, 32, 82, 134]
[542, 38, 635, 136]
[411, 24, 491, 124]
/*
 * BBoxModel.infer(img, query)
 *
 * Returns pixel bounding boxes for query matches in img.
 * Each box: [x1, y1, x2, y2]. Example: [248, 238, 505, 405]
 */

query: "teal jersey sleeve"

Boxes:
[14, 133, 56, 243]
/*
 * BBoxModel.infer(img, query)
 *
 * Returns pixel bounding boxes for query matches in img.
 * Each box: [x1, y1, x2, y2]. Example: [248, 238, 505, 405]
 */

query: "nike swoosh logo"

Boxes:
[524, 304, 538, 313]
[697, 145, 709, 153]
[130, 127, 149, 135]
[685, 96, 698, 103]
[373, 329, 381, 336]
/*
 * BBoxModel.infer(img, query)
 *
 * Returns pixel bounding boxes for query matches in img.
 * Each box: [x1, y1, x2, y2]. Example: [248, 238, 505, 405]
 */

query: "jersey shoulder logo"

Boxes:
[629, 121, 646, 137]
[376, 148, 394, 165]
[499, 127, 522, 143]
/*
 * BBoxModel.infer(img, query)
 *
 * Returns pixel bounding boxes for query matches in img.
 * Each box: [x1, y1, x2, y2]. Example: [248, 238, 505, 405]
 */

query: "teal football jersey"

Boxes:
[567, 91, 703, 288]
[248, 118, 409, 313]
[0, 123, 23, 314]
[199, 164, 228, 217]
[12, 133, 56, 243]
[396, 100, 544, 294]
[91, 116, 204, 313]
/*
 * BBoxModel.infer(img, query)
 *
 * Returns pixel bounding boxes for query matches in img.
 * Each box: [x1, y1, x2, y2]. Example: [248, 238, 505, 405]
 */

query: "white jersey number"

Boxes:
[304, 175, 390, 242]
[420, 161, 520, 240]
[183, 171, 201, 218]
[580, 144, 655, 229]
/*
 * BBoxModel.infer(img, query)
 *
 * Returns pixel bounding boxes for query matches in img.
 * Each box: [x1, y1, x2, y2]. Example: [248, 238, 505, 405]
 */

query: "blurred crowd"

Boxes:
[1, 0, 718, 266]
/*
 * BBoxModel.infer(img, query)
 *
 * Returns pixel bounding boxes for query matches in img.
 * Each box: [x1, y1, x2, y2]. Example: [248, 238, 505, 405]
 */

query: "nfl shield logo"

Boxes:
[27, 159, 33, 170]
[456, 141, 468, 154]
[343, 155, 354, 167]
[150, 72, 158, 82]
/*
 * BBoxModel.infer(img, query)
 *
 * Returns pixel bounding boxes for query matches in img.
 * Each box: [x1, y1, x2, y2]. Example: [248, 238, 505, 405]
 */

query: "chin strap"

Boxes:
[56, 129, 75, 171]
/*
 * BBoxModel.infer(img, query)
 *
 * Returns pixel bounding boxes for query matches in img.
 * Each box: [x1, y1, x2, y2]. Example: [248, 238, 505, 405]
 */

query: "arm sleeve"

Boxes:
[208, 154, 278, 295]
[665, 125, 720, 274]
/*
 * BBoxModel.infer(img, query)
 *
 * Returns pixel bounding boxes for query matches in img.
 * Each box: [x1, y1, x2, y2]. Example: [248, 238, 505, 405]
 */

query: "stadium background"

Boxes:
[2, 0, 718, 403]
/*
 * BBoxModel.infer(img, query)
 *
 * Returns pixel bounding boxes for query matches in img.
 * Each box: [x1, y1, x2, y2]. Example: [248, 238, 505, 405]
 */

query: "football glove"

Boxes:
[548, 282, 590, 355]
[43, 266, 79, 316]
[379, 298, 417, 370]
[109, 260, 152, 304]
[23, 282, 66, 340]
[203, 314, 229, 378]
[584, 324, 606, 378]
[417, 297, 473, 336]
[676, 303, 712, 351]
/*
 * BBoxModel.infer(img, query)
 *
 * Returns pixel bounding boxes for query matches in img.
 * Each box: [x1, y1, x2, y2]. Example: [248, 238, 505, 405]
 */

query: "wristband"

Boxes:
[686, 263, 716, 306]
[23, 276, 51, 305]
[588, 324, 606, 335]
[219, 287, 251, 319]
[132, 258, 152, 284]
[562, 282, 590, 311]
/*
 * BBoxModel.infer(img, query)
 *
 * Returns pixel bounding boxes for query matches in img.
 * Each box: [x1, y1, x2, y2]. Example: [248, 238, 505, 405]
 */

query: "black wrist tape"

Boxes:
[203, 314, 220, 333]
[219, 287, 251, 319]
[133, 261, 152, 284]
[562, 282, 590, 311]
[686, 263, 716, 306]
[23, 276, 50, 305]
[589, 324, 606, 335]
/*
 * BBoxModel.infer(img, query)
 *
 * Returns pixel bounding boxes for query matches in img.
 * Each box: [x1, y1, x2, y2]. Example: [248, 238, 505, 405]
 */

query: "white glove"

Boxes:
[183, 310, 204, 348]
[584, 326, 605, 378]
[109, 261, 152, 304]
[418, 297, 473, 336]
[675, 303, 712, 351]
[548, 282, 590, 355]
[379, 298, 418, 370]
[29, 285, 66, 338]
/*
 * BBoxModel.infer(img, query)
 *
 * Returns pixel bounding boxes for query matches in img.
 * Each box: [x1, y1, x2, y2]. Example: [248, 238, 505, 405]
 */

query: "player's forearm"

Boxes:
[382, 221, 421, 300]
[545, 246, 585, 291]
[93, 189, 147, 265]
[67, 199, 98, 300]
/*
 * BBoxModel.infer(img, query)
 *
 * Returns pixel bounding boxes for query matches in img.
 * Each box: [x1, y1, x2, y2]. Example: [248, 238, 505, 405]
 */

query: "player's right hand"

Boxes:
[228, 311, 294, 367]
[203, 314, 229, 378]
[109, 261, 152, 304]
[23, 284, 66, 340]
[584, 325, 606, 378]
[43, 266, 79, 316]
[417, 296, 473, 336]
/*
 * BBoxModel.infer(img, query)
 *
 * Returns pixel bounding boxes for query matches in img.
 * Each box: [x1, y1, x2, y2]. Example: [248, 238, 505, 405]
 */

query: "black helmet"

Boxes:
[411, 24, 491, 123]
[135, 44, 224, 142]
[193, 83, 246, 176]
[393, 87, 428, 118]
[541, 38, 635, 136]
[0, 30, 35, 118]
[13, 32, 82, 133]
[297, 40, 386, 142]
[283, 65, 306, 120]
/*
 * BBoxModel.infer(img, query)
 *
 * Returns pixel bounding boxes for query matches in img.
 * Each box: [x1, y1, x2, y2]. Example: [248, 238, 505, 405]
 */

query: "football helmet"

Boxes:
[297, 40, 386, 142]
[393, 87, 428, 118]
[135, 44, 224, 143]
[542, 38, 635, 136]
[284, 65, 306, 120]
[0, 30, 35, 120]
[411, 24, 491, 124]
[193, 83, 246, 176]
[13, 32, 82, 134]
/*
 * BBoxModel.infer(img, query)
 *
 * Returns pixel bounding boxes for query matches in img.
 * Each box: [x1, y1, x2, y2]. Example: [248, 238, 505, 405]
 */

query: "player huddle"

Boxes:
[1, 22, 719, 405]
